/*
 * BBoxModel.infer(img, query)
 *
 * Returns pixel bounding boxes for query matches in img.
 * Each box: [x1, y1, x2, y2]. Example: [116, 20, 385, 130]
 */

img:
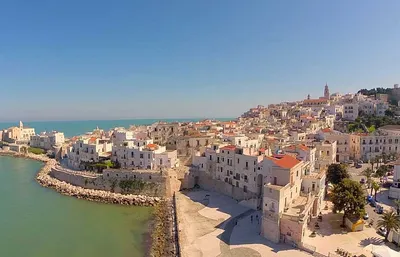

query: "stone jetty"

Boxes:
[0, 150, 161, 206]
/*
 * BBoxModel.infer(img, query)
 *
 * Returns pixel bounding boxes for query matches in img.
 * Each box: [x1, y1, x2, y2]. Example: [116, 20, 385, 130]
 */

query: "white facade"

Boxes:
[342, 103, 359, 121]
[112, 141, 178, 170]
[30, 131, 65, 150]
[68, 138, 113, 169]
[376, 102, 389, 116]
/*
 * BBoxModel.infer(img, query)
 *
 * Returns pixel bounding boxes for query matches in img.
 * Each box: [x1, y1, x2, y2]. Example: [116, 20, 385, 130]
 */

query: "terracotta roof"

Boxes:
[146, 143, 159, 150]
[220, 145, 237, 150]
[303, 99, 328, 103]
[321, 128, 332, 133]
[88, 137, 97, 144]
[266, 154, 301, 169]
[284, 144, 310, 152]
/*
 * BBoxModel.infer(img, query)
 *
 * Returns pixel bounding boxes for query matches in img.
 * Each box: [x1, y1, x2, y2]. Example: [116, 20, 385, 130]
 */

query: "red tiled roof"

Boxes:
[321, 128, 332, 133]
[266, 154, 301, 169]
[284, 144, 310, 152]
[146, 143, 159, 150]
[88, 137, 97, 144]
[221, 145, 236, 150]
[303, 99, 328, 103]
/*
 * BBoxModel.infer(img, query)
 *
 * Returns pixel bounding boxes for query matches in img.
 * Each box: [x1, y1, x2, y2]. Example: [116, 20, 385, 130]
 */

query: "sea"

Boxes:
[0, 118, 234, 138]
[0, 156, 152, 257]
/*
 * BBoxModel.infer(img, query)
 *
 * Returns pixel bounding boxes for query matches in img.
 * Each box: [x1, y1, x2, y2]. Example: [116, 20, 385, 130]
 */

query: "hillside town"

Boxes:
[2, 84, 400, 257]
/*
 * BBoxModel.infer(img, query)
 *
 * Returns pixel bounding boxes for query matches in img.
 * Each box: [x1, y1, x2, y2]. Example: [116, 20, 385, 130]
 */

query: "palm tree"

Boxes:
[382, 152, 388, 164]
[362, 168, 374, 189]
[375, 156, 381, 169]
[370, 158, 375, 170]
[377, 210, 400, 241]
[394, 199, 400, 216]
[372, 181, 380, 201]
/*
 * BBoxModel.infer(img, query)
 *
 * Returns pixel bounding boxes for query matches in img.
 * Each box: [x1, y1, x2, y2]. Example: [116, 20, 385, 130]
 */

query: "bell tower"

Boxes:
[324, 83, 330, 99]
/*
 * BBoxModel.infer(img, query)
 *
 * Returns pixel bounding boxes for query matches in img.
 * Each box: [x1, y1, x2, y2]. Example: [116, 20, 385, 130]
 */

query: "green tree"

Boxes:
[327, 164, 350, 185]
[375, 165, 389, 178]
[362, 168, 374, 188]
[331, 178, 365, 227]
[377, 210, 400, 241]
[372, 181, 380, 201]
[382, 152, 388, 164]
[393, 199, 400, 216]
[370, 158, 376, 170]
[385, 109, 395, 117]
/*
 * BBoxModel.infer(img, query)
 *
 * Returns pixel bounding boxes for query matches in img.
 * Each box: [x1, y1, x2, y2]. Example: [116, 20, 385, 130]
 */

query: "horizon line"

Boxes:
[0, 117, 236, 123]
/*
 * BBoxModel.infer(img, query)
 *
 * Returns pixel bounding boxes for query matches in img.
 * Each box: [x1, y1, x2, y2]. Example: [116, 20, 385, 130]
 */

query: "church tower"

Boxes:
[324, 83, 330, 99]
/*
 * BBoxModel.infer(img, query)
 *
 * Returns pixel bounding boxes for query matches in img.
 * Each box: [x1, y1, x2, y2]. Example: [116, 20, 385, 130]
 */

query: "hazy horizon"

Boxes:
[1, 0, 399, 121]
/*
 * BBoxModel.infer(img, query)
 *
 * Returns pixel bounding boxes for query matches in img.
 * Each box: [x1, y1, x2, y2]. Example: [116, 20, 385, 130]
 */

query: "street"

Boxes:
[346, 162, 396, 231]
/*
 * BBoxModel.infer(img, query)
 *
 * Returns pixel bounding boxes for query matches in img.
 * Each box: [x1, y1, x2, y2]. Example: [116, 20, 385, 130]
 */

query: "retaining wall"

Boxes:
[50, 166, 167, 197]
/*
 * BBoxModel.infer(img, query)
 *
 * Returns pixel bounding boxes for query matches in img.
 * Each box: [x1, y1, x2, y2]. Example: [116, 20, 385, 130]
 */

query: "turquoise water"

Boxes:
[0, 118, 233, 138]
[0, 156, 153, 257]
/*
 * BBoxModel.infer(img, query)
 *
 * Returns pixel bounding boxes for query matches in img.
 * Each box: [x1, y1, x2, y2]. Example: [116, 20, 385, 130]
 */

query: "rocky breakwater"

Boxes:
[0, 150, 161, 206]
[36, 163, 161, 206]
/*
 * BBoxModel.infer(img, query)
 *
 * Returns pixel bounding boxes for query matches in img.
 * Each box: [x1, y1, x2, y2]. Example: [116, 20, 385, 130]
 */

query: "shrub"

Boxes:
[28, 147, 45, 155]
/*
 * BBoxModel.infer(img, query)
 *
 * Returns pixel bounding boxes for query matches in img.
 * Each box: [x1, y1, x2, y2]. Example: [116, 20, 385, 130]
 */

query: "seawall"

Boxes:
[0, 150, 161, 206]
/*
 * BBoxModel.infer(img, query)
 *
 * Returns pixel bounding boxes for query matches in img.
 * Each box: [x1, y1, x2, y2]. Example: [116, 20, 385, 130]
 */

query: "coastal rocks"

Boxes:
[0, 150, 161, 206]
[36, 164, 161, 206]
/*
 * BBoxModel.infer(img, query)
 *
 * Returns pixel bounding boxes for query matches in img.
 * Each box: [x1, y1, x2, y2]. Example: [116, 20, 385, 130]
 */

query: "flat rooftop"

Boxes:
[284, 195, 309, 216]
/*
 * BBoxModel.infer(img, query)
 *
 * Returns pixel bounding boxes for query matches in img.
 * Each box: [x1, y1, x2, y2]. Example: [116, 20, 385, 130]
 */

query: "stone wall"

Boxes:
[181, 168, 258, 203]
[50, 166, 167, 197]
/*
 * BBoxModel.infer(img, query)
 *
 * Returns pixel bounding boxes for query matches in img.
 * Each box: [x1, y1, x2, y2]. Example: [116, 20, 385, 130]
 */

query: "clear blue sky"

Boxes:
[1, 0, 399, 121]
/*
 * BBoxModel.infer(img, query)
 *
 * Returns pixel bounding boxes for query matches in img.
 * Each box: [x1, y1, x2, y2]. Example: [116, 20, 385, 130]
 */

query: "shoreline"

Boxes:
[0, 150, 177, 257]
[0, 151, 162, 206]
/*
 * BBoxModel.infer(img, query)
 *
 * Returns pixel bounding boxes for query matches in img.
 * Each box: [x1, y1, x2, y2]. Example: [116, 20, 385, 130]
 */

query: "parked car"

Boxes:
[367, 195, 373, 202]
[360, 178, 366, 184]
[378, 227, 387, 236]
[363, 213, 369, 220]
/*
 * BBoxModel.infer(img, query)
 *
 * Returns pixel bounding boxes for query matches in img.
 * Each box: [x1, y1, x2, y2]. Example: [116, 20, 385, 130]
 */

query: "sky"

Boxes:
[0, 0, 399, 121]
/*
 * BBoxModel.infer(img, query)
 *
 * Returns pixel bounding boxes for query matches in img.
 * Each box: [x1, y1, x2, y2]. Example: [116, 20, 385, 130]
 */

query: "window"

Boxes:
[148, 154, 151, 158]
[237, 158, 239, 164]
[209, 155, 212, 161]
[312, 183, 315, 191]
[236, 181, 239, 187]
[246, 161, 249, 169]
[244, 175, 248, 182]
[217, 157, 220, 163]
[243, 186, 247, 192]
[296, 170, 299, 177]
[140, 154, 143, 158]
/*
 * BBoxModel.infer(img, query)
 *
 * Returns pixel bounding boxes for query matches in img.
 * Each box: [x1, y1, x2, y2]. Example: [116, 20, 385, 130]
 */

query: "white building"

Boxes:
[68, 137, 113, 170]
[30, 131, 65, 150]
[112, 141, 178, 170]
[376, 102, 389, 116]
[342, 103, 359, 121]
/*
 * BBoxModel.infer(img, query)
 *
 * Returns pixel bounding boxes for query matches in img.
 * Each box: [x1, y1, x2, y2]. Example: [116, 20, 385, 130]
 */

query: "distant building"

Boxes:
[30, 131, 65, 150]
[68, 138, 113, 170]
[324, 83, 330, 99]
[3, 121, 35, 144]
